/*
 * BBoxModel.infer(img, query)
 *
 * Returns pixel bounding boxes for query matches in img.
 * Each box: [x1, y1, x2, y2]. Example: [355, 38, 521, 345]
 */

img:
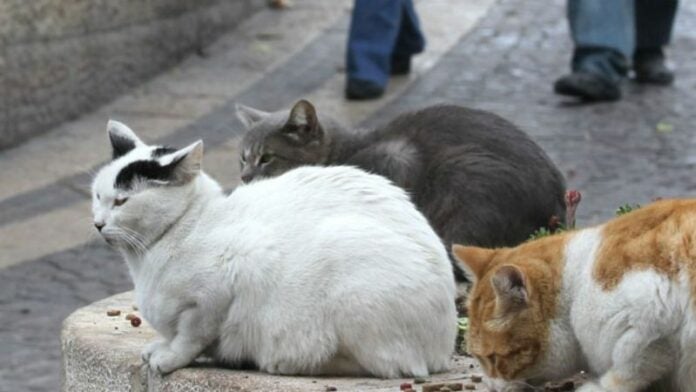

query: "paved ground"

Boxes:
[1, 0, 695, 390]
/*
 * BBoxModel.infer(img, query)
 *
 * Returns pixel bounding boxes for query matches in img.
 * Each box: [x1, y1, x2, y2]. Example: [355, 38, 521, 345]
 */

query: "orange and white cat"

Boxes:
[454, 199, 696, 392]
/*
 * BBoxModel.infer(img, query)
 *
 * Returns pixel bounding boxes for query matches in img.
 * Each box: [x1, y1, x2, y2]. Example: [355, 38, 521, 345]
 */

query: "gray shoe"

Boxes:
[554, 71, 621, 102]
[634, 49, 674, 85]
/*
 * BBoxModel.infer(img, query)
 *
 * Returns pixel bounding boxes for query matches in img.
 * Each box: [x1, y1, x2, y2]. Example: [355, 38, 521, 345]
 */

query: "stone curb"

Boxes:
[61, 292, 483, 391]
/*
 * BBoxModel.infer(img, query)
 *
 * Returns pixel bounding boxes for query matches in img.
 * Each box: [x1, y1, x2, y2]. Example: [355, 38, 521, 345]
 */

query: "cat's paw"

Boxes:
[141, 339, 167, 363]
[576, 381, 608, 392]
[147, 346, 190, 374]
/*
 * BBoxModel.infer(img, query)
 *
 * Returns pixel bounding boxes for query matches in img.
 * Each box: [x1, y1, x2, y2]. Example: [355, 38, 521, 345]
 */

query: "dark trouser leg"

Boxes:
[635, 0, 678, 50]
[346, 0, 404, 87]
[633, 0, 678, 84]
[391, 0, 426, 74]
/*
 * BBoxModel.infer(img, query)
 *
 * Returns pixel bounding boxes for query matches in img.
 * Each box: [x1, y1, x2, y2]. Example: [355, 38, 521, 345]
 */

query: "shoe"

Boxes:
[390, 56, 411, 75]
[345, 79, 385, 100]
[633, 49, 674, 85]
[554, 71, 621, 102]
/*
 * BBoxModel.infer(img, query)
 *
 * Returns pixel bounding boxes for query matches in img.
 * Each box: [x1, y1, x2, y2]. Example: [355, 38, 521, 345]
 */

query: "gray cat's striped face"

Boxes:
[91, 121, 202, 251]
[236, 100, 330, 183]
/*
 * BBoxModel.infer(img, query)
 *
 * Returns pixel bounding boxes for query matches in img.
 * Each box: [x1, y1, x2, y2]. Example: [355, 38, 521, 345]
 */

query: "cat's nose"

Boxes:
[94, 222, 105, 232]
[241, 173, 254, 183]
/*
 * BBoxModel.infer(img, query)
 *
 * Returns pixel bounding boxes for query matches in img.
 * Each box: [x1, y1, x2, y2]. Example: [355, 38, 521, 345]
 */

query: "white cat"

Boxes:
[91, 120, 457, 377]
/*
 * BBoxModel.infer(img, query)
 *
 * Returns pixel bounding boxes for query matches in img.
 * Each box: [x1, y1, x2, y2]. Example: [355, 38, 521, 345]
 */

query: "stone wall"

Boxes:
[0, 0, 264, 149]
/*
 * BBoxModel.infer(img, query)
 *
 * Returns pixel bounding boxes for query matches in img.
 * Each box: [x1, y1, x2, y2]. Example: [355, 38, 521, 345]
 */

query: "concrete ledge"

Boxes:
[62, 292, 484, 391]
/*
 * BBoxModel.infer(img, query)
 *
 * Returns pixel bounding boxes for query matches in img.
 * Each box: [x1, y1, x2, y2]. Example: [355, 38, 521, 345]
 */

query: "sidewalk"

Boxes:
[0, 1, 496, 390]
[2, 0, 696, 390]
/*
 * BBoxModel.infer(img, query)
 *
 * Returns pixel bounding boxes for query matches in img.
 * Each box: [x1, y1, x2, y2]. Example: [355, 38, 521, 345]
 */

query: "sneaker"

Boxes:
[633, 48, 674, 85]
[345, 79, 385, 100]
[554, 71, 621, 102]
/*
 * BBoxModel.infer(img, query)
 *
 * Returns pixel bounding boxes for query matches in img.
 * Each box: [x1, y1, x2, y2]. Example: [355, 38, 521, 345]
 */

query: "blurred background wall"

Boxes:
[0, 0, 264, 149]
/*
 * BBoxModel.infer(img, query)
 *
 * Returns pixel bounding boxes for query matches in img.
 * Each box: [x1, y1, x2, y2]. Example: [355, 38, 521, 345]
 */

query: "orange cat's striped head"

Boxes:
[453, 234, 568, 387]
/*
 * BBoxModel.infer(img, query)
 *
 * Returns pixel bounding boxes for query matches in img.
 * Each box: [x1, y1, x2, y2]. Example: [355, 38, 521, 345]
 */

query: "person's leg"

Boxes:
[555, 0, 634, 101]
[390, 0, 426, 75]
[633, 0, 678, 84]
[346, 0, 403, 99]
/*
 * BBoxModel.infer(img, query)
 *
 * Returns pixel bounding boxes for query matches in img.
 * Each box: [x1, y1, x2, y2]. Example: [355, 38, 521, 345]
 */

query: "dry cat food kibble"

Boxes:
[106, 309, 121, 317]
[125, 313, 137, 321]
[400, 383, 412, 390]
[422, 382, 463, 392]
[465, 384, 476, 390]
[268, 0, 289, 9]
[130, 316, 142, 327]
[544, 380, 577, 391]
[470, 375, 482, 383]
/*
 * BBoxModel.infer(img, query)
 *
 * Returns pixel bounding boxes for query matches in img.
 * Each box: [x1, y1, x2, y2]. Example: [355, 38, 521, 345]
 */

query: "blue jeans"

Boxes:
[568, 0, 678, 79]
[346, 0, 426, 87]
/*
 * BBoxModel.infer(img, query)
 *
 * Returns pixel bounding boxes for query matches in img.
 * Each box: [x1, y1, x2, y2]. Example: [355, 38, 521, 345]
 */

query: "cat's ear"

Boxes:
[283, 99, 322, 143]
[235, 103, 271, 129]
[491, 265, 529, 316]
[156, 140, 204, 184]
[107, 120, 145, 159]
[452, 244, 496, 282]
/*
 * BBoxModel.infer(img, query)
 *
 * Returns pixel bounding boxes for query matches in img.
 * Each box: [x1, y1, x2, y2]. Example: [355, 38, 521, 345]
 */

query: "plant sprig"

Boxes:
[616, 203, 641, 216]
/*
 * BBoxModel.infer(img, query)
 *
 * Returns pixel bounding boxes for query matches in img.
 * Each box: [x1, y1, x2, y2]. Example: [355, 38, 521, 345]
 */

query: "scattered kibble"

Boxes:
[470, 375, 482, 383]
[125, 313, 137, 321]
[268, 0, 289, 9]
[414, 377, 428, 384]
[465, 384, 476, 390]
[325, 386, 337, 392]
[106, 309, 121, 316]
[423, 383, 463, 392]
[469, 364, 475, 369]
[130, 316, 142, 327]
[132, 305, 139, 311]
[400, 382, 412, 390]
[544, 380, 576, 392]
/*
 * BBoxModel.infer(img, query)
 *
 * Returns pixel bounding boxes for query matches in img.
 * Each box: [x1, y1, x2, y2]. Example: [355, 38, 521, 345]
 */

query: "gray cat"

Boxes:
[235, 100, 567, 280]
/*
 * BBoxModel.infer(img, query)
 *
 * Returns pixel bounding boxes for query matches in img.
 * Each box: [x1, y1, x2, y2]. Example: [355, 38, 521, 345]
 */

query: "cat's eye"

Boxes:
[259, 154, 273, 165]
[114, 197, 129, 207]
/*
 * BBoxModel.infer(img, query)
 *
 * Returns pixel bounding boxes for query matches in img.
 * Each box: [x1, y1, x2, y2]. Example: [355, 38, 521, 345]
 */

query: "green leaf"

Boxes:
[616, 203, 641, 216]
[656, 121, 674, 134]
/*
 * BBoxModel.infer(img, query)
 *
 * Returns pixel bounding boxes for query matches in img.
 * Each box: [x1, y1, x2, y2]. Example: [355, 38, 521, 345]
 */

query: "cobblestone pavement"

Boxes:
[2, 0, 696, 390]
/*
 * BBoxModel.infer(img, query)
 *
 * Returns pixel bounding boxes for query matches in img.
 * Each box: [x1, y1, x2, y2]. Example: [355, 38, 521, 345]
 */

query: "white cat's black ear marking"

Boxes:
[235, 103, 271, 129]
[107, 120, 144, 159]
[113, 141, 203, 190]
[157, 140, 204, 184]
[283, 100, 322, 143]
[491, 265, 529, 315]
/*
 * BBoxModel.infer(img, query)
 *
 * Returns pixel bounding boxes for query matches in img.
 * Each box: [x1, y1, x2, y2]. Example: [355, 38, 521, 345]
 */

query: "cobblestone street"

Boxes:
[1, 0, 695, 390]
